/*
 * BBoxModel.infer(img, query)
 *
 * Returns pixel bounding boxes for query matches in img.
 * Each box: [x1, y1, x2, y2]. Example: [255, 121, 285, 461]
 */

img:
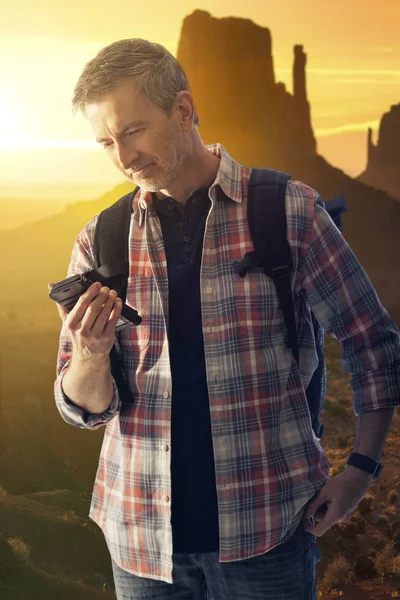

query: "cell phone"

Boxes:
[49, 273, 142, 331]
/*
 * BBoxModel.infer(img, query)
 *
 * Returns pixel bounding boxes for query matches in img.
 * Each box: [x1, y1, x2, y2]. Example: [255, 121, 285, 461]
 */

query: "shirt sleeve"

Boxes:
[300, 195, 400, 415]
[54, 214, 121, 430]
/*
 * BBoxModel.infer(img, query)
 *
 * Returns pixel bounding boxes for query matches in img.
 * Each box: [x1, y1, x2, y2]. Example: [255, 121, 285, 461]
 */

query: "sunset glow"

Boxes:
[1, 0, 399, 188]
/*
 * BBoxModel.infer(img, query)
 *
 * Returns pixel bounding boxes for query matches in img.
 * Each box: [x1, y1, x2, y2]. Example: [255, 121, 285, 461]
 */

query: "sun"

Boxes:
[0, 98, 16, 134]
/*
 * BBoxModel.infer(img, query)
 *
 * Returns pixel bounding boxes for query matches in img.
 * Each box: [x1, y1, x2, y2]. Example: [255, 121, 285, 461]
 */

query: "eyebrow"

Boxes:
[96, 120, 146, 143]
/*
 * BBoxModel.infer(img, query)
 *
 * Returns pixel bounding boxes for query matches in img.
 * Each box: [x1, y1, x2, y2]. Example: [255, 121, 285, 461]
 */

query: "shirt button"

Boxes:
[167, 203, 174, 211]
[163, 391, 169, 399]
[162, 444, 170, 452]
[182, 235, 191, 243]
[163, 495, 170, 503]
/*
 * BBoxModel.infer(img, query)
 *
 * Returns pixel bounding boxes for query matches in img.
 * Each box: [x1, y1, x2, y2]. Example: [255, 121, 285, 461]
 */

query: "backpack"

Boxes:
[233, 169, 347, 440]
[94, 169, 348, 440]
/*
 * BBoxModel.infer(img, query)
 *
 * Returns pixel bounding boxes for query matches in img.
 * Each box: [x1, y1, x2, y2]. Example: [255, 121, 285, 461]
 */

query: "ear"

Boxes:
[175, 91, 195, 131]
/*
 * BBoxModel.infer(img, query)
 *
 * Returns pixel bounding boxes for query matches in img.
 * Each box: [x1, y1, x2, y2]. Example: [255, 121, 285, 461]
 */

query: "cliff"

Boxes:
[177, 10, 316, 170]
[358, 103, 400, 201]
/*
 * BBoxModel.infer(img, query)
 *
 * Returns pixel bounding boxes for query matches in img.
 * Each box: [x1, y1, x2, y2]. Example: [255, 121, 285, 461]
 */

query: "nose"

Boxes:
[114, 141, 138, 171]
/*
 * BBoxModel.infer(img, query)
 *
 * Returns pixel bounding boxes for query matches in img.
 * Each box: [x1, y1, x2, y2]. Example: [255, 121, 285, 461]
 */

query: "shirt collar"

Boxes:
[136, 143, 243, 212]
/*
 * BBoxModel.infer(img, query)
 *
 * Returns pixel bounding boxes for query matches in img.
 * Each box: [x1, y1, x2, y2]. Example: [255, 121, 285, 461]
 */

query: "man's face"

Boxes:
[85, 83, 189, 192]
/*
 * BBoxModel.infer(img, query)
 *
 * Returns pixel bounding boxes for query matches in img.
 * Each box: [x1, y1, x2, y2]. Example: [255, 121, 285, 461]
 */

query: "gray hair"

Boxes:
[72, 38, 199, 126]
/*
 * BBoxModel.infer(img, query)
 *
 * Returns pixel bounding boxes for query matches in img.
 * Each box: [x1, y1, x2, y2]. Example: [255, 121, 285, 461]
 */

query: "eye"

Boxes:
[101, 128, 144, 150]
[127, 128, 144, 137]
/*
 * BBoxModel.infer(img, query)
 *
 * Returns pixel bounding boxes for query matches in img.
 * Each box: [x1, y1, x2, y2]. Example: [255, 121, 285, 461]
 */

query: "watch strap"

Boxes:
[345, 452, 382, 480]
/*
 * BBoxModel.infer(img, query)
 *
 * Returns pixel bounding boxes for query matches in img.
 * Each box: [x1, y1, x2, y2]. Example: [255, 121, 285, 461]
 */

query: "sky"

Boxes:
[0, 0, 399, 198]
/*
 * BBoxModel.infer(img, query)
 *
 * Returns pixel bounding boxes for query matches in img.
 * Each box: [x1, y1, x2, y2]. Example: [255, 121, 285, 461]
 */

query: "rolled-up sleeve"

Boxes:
[301, 196, 400, 415]
[54, 215, 121, 429]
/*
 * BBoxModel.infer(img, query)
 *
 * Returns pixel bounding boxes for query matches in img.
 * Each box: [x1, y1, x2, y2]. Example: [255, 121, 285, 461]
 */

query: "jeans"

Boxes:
[111, 520, 321, 599]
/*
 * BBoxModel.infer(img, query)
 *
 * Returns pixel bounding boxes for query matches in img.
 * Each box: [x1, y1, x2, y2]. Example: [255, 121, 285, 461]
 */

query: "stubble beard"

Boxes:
[135, 127, 188, 194]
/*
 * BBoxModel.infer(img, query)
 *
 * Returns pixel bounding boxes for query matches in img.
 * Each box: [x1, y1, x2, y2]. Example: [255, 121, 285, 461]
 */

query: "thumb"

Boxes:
[303, 488, 328, 521]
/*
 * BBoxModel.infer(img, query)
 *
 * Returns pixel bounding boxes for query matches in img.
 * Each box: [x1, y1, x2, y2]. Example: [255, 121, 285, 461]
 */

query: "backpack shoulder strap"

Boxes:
[247, 168, 292, 273]
[245, 168, 299, 362]
[324, 194, 348, 233]
[93, 187, 139, 302]
[92, 186, 139, 405]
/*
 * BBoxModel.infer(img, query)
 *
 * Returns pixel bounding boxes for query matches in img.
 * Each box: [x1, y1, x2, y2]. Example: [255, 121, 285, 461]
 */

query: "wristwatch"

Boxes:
[344, 452, 382, 481]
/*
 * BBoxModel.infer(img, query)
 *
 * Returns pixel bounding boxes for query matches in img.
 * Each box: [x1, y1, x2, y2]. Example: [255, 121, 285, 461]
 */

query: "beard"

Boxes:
[133, 125, 189, 193]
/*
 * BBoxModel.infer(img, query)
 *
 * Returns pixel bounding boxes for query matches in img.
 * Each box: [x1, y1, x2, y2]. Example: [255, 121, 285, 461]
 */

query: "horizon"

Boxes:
[0, 182, 118, 202]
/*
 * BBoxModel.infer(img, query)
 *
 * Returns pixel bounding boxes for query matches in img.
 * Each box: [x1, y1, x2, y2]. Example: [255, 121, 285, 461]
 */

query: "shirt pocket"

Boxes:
[124, 274, 152, 351]
[234, 269, 284, 339]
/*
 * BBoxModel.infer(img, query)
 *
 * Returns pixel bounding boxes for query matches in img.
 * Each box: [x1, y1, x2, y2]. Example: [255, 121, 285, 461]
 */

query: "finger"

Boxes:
[303, 517, 315, 534]
[315, 504, 329, 519]
[303, 481, 330, 521]
[67, 282, 104, 328]
[104, 297, 123, 337]
[306, 514, 335, 537]
[90, 289, 119, 335]
[305, 504, 336, 536]
[303, 496, 322, 521]
[303, 509, 326, 533]
[56, 303, 70, 322]
[80, 286, 115, 332]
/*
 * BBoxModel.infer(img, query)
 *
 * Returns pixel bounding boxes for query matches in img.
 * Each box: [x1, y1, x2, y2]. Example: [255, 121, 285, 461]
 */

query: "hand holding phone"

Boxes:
[48, 273, 142, 331]
[49, 279, 121, 360]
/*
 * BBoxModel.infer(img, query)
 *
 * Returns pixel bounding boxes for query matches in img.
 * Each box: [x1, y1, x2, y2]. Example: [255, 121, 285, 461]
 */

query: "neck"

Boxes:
[155, 145, 220, 206]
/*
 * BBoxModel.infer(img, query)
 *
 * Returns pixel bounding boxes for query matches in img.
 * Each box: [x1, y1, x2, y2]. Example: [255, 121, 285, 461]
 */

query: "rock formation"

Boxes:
[358, 103, 400, 201]
[177, 10, 316, 170]
[292, 45, 315, 161]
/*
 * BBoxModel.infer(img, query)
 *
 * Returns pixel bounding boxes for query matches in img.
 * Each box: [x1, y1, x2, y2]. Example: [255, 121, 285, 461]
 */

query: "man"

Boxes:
[51, 38, 400, 599]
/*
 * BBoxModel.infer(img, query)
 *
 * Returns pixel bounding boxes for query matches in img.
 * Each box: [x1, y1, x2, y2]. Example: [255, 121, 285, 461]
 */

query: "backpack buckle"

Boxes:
[233, 251, 261, 278]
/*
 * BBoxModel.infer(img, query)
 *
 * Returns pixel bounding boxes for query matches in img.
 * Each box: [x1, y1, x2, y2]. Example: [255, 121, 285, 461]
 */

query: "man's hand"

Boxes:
[302, 466, 373, 536]
[48, 281, 123, 359]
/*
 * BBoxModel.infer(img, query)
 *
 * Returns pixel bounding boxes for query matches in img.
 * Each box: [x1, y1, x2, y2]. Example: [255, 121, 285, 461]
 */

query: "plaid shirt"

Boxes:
[54, 143, 400, 583]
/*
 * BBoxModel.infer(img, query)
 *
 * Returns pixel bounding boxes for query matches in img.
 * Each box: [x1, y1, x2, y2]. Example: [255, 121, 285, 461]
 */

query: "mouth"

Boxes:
[133, 163, 153, 175]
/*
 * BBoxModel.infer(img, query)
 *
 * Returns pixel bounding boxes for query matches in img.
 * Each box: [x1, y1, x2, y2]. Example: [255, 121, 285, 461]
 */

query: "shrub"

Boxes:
[374, 541, 396, 576]
[337, 434, 351, 449]
[376, 514, 390, 529]
[392, 555, 400, 575]
[391, 520, 400, 538]
[60, 509, 81, 524]
[387, 489, 399, 506]
[326, 403, 348, 419]
[7, 537, 31, 562]
[318, 555, 351, 596]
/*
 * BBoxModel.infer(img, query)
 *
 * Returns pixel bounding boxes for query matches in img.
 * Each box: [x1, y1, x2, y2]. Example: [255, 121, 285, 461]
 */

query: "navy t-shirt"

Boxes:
[152, 185, 220, 553]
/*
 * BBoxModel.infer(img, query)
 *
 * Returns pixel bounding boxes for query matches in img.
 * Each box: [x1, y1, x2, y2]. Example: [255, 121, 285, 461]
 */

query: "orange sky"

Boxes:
[0, 0, 399, 197]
